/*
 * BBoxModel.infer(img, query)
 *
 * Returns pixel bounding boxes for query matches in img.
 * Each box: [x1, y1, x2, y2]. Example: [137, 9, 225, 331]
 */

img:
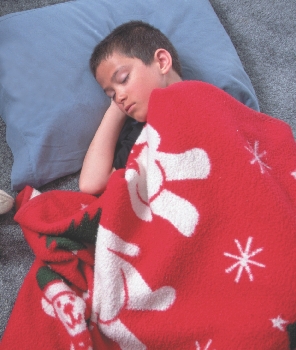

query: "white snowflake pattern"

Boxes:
[291, 170, 296, 179]
[270, 315, 288, 331]
[195, 339, 214, 350]
[125, 124, 210, 237]
[245, 140, 271, 174]
[224, 236, 265, 283]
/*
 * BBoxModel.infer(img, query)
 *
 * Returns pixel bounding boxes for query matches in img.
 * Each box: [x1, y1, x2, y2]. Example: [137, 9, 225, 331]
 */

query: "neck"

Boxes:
[166, 70, 182, 86]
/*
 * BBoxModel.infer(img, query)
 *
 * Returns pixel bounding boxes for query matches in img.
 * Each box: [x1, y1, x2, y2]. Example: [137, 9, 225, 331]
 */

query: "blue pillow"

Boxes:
[0, 0, 259, 190]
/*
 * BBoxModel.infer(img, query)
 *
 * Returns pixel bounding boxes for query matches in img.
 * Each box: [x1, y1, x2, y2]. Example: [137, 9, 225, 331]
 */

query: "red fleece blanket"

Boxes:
[2, 81, 296, 350]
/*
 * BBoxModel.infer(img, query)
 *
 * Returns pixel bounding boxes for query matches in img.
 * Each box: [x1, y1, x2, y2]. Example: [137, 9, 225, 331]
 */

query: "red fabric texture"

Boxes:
[2, 81, 296, 349]
[1, 186, 113, 349]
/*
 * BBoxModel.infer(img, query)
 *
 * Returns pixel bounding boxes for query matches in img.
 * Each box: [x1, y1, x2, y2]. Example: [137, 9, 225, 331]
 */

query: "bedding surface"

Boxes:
[1, 0, 296, 342]
[2, 81, 296, 349]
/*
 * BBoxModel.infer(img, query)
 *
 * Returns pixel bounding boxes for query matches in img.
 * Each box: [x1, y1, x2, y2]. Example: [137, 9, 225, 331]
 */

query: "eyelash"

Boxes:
[109, 74, 129, 100]
[121, 74, 129, 84]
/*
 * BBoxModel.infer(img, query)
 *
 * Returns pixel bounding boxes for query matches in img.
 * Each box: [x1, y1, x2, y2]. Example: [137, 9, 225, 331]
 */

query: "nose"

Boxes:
[115, 88, 127, 105]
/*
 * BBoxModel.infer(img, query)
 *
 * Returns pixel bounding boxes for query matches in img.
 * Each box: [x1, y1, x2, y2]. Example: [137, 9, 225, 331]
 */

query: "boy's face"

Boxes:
[95, 51, 168, 122]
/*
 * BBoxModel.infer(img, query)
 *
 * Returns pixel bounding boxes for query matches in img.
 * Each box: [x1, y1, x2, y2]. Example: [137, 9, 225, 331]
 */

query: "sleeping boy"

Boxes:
[78, 20, 296, 349]
[79, 20, 182, 195]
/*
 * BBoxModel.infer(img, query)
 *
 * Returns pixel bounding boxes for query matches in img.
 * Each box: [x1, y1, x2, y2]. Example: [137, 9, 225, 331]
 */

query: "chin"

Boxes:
[132, 114, 147, 123]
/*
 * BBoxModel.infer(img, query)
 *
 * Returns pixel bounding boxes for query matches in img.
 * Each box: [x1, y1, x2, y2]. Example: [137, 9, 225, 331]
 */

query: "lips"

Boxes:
[125, 103, 135, 114]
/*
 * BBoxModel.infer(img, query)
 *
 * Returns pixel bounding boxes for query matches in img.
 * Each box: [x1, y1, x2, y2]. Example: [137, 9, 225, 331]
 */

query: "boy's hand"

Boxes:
[107, 100, 126, 120]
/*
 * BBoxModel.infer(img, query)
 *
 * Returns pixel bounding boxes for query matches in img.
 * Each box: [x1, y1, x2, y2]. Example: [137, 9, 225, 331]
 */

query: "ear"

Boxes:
[154, 49, 172, 74]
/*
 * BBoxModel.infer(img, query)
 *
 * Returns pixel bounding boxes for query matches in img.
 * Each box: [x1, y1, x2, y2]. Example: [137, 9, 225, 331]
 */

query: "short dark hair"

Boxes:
[90, 21, 182, 78]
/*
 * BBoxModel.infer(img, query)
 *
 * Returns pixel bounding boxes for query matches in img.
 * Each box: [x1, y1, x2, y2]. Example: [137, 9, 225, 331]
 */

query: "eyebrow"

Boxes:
[112, 65, 128, 82]
[103, 66, 127, 95]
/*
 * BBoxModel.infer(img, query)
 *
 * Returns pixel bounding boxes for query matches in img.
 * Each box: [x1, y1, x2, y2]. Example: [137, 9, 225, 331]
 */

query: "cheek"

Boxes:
[116, 104, 126, 114]
[139, 80, 157, 101]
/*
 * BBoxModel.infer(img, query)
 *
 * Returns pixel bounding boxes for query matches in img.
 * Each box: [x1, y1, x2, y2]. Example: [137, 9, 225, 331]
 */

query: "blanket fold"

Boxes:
[1, 186, 106, 349]
[2, 81, 296, 350]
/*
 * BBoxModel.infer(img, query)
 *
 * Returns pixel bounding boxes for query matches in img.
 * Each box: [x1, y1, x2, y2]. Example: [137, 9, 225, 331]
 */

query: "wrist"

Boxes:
[108, 100, 127, 119]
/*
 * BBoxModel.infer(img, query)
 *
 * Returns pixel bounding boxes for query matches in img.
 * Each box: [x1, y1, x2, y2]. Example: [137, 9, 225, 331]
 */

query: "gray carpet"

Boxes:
[0, 0, 295, 339]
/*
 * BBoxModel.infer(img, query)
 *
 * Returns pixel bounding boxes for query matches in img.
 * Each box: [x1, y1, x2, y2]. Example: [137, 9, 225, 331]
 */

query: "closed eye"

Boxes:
[104, 72, 129, 100]
[121, 74, 129, 84]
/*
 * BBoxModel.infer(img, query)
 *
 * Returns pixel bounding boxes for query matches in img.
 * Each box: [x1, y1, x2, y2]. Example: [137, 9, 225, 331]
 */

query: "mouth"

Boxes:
[125, 103, 135, 114]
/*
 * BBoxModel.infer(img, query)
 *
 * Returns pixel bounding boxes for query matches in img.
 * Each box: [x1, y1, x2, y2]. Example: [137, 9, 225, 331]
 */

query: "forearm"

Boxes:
[79, 104, 127, 195]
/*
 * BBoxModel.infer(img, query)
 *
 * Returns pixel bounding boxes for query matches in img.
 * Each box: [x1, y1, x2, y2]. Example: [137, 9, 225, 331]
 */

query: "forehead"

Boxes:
[95, 52, 132, 82]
